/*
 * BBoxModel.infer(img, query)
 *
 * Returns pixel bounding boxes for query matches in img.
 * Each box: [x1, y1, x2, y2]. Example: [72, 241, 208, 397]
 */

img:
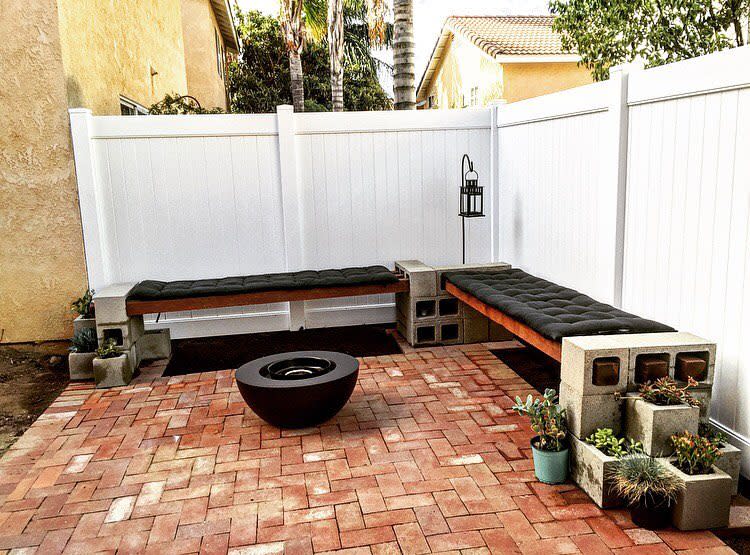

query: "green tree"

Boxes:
[550, 0, 750, 81]
[228, 10, 390, 113]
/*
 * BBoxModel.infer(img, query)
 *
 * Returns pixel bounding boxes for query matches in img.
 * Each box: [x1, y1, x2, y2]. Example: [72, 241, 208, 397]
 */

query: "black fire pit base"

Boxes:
[236, 350, 359, 429]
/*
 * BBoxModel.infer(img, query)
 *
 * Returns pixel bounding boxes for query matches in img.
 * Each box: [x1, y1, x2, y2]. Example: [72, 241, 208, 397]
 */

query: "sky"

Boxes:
[236, 0, 550, 90]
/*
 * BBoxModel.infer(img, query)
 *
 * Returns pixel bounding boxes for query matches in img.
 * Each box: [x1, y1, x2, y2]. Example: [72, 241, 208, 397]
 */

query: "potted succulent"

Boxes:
[93, 338, 132, 388]
[512, 389, 569, 484]
[68, 328, 98, 380]
[611, 454, 683, 530]
[570, 428, 642, 508]
[624, 377, 701, 455]
[71, 289, 96, 334]
[667, 431, 732, 530]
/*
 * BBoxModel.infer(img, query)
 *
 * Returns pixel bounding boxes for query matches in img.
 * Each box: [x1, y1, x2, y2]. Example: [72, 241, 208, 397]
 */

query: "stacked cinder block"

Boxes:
[395, 260, 512, 347]
[94, 284, 172, 375]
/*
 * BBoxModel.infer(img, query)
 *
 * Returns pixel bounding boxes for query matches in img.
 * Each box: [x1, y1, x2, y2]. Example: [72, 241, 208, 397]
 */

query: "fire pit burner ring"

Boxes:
[236, 351, 358, 429]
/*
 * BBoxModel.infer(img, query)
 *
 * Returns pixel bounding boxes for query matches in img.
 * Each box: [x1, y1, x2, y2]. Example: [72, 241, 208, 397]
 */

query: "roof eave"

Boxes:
[210, 0, 240, 51]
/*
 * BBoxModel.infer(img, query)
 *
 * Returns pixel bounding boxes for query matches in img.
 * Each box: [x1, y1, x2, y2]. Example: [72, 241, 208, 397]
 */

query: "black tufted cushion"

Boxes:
[128, 266, 399, 301]
[445, 268, 674, 342]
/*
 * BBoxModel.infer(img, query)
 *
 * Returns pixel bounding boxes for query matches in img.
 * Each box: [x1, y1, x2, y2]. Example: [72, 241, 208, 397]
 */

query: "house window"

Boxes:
[119, 96, 148, 116]
[470, 87, 479, 107]
[215, 29, 224, 80]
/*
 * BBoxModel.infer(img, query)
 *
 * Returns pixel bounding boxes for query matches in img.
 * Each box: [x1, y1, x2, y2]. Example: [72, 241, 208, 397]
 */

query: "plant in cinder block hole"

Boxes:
[512, 389, 569, 484]
[639, 376, 701, 407]
[95, 339, 121, 359]
[671, 431, 722, 475]
[586, 428, 643, 458]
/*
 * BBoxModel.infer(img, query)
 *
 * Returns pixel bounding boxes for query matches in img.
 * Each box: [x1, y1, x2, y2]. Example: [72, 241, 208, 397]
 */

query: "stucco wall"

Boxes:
[420, 34, 593, 107]
[181, 0, 229, 111]
[0, 0, 88, 342]
[502, 62, 592, 103]
[57, 0, 189, 115]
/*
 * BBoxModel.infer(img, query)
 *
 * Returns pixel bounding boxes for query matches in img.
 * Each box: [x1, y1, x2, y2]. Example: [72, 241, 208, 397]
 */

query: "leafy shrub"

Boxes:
[71, 289, 95, 318]
[95, 339, 121, 359]
[512, 389, 567, 452]
[671, 431, 722, 475]
[698, 422, 727, 447]
[586, 428, 643, 458]
[148, 93, 224, 114]
[69, 328, 98, 353]
[639, 376, 701, 407]
[611, 454, 683, 508]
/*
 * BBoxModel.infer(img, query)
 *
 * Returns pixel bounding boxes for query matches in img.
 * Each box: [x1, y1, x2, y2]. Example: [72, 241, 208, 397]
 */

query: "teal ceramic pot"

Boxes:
[530, 438, 569, 484]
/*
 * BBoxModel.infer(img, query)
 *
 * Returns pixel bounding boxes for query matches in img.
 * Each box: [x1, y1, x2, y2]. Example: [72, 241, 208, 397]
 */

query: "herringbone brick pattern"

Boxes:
[0, 344, 729, 554]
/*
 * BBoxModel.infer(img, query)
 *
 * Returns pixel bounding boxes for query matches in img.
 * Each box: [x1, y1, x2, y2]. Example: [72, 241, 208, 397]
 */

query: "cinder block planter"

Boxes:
[73, 315, 96, 335]
[93, 354, 133, 388]
[138, 329, 172, 361]
[662, 461, 732, 530]
[715, 443, 742, 495]
[559, 382, 622, 438]
[569, 435, 622, 508]
[68, 352, 96, 381]
[624, 396, 699, 456]
[561, 335, 630, 395]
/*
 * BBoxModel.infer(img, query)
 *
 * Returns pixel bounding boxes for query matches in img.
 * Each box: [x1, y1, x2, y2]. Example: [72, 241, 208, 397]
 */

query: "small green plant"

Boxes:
[512, 389, 567, 452]
[69, 328, 98, 353]
[698, 422, 728, 447]
[71, 289, 95, 318]
[586, 428, 643, 458]
[671, 431, 722, 475]
[611, 454, 683, 508]
[639, 376, 701, 407]
[95, 339, 121, 359]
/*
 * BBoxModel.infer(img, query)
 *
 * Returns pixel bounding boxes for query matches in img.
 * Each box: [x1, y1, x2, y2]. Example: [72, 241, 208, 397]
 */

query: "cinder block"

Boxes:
[438, 296, 461, 317]
[624, 395, 699, 456]
[569, 435, 623, 508]
[489, 321, 514, 341]
[395, 260, 437, 297]
[559, 382, 622, 438]
[96, 315, 145, 350]
[463, 305, 490, 344]
[661, 461, 732, 530]
[561, 335, 630, 396]
[716, 443, 742, 495]
[138, 329, 172, 361]
[434, 262, 511, 293]
[690, 388, 712, 422]
[414, 323, 437, 345]
[92, 283, 137, 325]
[68, 352, 95, 381]
[624, 332, 716, 389]
[437, 319, 463, 345]
[93, 353, 133, 388]
[397, 296, 437, 322]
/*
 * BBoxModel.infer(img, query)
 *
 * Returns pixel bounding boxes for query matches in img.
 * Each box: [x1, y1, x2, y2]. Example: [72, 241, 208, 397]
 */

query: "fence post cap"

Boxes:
[276, 105, 294, 113]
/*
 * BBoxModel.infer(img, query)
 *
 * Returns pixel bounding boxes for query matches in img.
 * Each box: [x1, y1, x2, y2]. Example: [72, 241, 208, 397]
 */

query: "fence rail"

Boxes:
[70, 45, 750, 471]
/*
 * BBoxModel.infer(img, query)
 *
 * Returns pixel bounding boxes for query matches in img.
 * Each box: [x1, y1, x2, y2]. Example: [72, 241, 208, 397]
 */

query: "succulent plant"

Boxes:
[512, 389, 568, 452]
[639, 376, 701, 407]
[586, 428, 643, 458]
[71, 289, 95, 318]
[95, 339, 121, 359]
[671, 431, 722, 475]
[69, 328, 98, 353]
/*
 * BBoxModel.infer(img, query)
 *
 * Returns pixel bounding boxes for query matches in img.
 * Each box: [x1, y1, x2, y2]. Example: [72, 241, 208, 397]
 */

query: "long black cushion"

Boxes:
[128, 266, 398, 301]
[445, 268, 674, 342]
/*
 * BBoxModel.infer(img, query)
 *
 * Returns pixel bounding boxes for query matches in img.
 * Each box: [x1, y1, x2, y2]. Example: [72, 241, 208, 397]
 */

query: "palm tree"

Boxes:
[279, 0, 306, 111]
[328, 0, 345, 110]
[393, 0, 415, 110]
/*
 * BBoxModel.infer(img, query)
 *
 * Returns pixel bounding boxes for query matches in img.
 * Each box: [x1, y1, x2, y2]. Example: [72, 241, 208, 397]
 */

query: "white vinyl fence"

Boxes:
[70, 45, 750, 469]
[495, 45, 750, 470]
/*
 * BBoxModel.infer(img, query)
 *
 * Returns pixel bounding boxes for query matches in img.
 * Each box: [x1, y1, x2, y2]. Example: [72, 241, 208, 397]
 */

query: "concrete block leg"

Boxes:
[559, 382, 623, 439]
[138, 329, 172, 362]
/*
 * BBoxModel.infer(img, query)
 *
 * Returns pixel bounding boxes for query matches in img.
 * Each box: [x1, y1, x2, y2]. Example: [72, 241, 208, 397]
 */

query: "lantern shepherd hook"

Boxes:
[459, 154, 485, 264]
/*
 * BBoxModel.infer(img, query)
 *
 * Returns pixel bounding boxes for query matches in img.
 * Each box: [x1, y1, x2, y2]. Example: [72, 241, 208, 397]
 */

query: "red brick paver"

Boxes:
[0, 344, 726, 553]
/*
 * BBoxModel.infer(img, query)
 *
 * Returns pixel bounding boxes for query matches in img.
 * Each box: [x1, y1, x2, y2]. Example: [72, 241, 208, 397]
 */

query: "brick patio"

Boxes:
[0, 344, 731, 554]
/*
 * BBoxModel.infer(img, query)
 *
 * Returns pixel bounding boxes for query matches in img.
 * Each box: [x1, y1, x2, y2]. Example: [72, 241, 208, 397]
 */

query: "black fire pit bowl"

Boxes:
[235, 350, 359, 429]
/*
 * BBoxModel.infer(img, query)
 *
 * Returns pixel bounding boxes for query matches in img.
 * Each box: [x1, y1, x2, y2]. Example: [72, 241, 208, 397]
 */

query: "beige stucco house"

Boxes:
[417, 16, 592, 109]
[0, 0, 238, 343]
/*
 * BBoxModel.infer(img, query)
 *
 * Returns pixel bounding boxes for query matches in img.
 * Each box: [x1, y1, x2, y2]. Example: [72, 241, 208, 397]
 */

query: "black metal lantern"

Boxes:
[459, 154, 484, 263]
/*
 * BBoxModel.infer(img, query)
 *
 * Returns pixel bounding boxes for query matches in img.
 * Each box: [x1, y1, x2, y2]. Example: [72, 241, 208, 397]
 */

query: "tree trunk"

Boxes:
[328, 0, 345, 111]
[393, 0, 415, 110]
[288, 50, 305, 112]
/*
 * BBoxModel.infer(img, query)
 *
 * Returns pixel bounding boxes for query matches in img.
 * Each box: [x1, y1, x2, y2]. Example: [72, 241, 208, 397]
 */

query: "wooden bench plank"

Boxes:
[445, 281, 562, 361]
[126, 278, 409, 316]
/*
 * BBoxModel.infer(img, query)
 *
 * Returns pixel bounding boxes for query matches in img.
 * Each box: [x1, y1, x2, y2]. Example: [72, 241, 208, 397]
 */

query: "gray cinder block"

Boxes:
[463, 305, 490, 344]
[73, 315, 96, 335]
[96, 315, 145, 351]
[715, 443, 742, 495]
[660, 461, 732, 530]
[92, 283, 137, 325]
[138, 329, 172, 361]
[559, 382, 622, 438]
[437, 319, 463, 345]
[68, 352, 96, 381]
[624, 395, 699, 456]
[569, 435, 623, 508]
[561, 335, 630, 396]
[93, 353, 133, 388]
[395, 260, 437, 297]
